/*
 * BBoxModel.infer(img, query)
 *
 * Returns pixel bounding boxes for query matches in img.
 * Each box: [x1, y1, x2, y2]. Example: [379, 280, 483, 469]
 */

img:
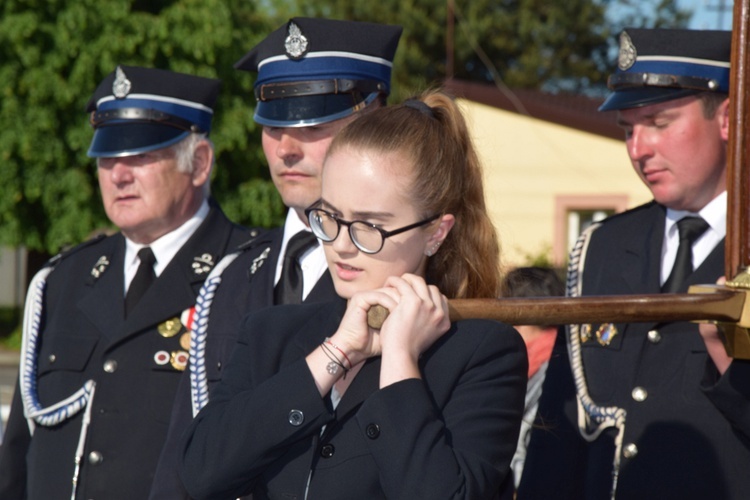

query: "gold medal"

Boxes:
[579, 324, 592, 343]
[596, 323, 619, 346]
[158, 317, 182, 338]
[179, 332, 191, 350]
[171, 350, 189, 371]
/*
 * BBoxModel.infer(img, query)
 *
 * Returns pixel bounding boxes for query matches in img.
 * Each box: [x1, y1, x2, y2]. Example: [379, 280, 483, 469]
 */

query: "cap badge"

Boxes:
[284, 22, 308, 60]
[112, 66, 132, 99]
[618, 31, 637, 71]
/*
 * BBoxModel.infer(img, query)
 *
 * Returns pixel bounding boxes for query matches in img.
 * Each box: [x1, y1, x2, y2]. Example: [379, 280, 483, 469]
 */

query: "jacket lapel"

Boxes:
[621, 202, 665, 294]
[78, 235, 126, 337]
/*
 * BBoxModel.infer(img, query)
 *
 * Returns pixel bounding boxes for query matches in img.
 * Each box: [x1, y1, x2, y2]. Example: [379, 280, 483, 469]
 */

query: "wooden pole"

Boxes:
[726, 0, 750, 277]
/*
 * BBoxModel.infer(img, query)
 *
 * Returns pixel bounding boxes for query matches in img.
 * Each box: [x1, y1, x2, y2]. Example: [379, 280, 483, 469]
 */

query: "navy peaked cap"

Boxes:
[86, 65, 221, 157]
[599, 28, 731, 111]
[235, 17, 402, 127]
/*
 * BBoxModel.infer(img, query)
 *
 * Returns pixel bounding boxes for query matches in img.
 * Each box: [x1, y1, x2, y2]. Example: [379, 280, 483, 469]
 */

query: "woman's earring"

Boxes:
[426, 241, 441, 257]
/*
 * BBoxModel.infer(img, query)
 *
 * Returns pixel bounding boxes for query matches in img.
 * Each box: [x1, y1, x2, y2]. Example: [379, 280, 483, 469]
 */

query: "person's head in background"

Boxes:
[501, 266, 564, 377]
[600, 28, 731, 213]
[308, 89, 501, 300]
[234, 18, 402, 223]
[86, 65, 221, 245]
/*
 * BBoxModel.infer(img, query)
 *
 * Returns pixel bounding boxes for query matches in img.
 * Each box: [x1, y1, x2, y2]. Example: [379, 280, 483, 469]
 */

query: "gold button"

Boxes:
[632, 386, 648, 402]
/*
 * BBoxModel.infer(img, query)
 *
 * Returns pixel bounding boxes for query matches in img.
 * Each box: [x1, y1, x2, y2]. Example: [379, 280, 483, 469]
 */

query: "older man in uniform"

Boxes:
[148, 18, 402, 499]
[519, 29, 750, 499]
[0, 66, 248, 499]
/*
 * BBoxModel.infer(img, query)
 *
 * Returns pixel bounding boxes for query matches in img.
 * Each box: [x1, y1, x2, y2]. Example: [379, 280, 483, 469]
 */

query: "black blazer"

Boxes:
[519, 202, 750, 500]
[150, 226, 337, 500]
[180, 298, 528, 500]
[0, 206, 248, 500]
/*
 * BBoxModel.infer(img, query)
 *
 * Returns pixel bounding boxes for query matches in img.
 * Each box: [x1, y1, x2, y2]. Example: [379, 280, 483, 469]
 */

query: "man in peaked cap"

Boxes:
[520, 29, 750, 499]
[148, 18, 402, 499]
[0, 65, 248, 500]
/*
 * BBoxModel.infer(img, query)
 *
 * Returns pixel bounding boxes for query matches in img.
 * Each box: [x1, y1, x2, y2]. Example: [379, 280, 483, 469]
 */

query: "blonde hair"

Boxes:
[326, 89, 501, 299]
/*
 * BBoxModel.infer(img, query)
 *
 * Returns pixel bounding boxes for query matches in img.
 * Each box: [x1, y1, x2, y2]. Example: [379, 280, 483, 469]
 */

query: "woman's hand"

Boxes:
[699, 277, 733, 375]
[377, 274, 451, 387]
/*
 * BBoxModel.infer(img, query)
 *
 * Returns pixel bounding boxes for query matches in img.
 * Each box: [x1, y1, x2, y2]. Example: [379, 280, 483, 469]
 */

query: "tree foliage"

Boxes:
[0, 0, 692, 254]
[0, 0, 285, 253]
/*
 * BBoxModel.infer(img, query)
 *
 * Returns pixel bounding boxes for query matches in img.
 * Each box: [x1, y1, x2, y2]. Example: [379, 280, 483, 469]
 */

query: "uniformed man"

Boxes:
[0, 66, 248, 499]
[148, 18, 402, 499]
[519, 29, 750, 499]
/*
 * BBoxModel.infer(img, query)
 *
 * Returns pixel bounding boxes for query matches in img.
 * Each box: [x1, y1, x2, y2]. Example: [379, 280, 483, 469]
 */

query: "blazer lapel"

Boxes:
[621, 203, 665, 294]
[78, 235, 126, 337]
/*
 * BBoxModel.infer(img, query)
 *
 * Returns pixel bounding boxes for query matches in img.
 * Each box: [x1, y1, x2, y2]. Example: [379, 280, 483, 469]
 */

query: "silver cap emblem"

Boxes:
[112, 66, 132, 99]
[617, 31, 637, 71]
[284, 22, 308, 60]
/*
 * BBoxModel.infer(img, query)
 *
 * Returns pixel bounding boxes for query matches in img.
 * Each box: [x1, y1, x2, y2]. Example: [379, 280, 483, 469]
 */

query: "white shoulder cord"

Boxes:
[20, 267, 96, 432]
[566, 223, 626, 500]
[189, 251, 241, 417]
[19, 266, 97, 499]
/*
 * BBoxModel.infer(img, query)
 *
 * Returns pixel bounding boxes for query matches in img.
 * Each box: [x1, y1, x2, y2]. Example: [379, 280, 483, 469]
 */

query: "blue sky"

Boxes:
[681, 0, 734, 30]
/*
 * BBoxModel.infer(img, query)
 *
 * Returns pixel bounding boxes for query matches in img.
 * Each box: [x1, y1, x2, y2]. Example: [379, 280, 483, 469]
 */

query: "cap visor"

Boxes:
[87, 123, 189, 157]
[598, 88, 701, 112]
[254, 93, 377, 127]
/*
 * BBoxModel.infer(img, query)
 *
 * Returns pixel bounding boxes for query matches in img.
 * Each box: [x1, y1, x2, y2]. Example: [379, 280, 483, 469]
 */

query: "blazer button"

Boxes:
[103, 360, 118, 373]
[320, 444, 335, 458]
[288, 409, 304, 426]
[365, 423, 380, 439]
[88, 451, 104, 465]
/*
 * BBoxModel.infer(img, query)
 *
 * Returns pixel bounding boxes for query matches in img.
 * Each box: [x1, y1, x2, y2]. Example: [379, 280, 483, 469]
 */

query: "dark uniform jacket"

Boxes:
[0, 205, 247, 500]
[179, 298, 528, 500]
[149, 225, 337, 500]
[519, 201, 750, 499]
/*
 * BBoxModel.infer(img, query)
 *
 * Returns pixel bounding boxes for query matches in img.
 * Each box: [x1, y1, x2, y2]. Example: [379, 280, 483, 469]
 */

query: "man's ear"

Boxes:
[718, 97, 730, 142]
[191, 140, 214, 187]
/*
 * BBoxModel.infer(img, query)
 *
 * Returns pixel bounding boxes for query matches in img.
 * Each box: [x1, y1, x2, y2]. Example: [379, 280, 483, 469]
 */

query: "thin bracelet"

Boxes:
[320, 343, 349, 379]
[324, 337, 352, 369]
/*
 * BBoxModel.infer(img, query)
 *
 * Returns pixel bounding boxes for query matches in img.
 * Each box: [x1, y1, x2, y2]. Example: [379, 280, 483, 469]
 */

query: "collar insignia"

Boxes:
[249, 247, 271, 275]
[617, 31, 637, 71]
[192, 253, 215, 276]
[284, 22, 308, 60]
[90, 256, 110, 279]
[112, 66, 132, 99]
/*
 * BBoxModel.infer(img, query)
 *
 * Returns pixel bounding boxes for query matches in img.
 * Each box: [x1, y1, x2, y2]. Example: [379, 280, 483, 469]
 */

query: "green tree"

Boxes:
[0, 0, 285, 254]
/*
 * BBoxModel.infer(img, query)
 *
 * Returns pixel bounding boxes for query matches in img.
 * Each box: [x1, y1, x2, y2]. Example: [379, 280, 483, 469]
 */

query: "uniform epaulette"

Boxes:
[46, 233, 109, 268]
[235, 227, 271, 252]
[596, 200, 658, 227]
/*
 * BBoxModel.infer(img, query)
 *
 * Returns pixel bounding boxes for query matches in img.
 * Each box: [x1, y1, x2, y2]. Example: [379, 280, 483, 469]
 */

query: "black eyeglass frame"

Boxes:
[305, 207, 441, 255]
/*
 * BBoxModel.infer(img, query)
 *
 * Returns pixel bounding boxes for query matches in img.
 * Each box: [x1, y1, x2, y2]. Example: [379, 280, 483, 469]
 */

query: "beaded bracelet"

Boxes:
[324, 337, 352, 369]
[320, 342, 349, 379]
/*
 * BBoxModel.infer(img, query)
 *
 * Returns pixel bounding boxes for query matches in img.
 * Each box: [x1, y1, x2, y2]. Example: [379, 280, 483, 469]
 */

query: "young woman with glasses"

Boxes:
[180, 90, 528, 499]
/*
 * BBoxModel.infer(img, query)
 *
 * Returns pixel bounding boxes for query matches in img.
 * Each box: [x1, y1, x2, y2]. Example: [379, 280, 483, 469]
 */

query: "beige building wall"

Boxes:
[458, 98, 653, 268]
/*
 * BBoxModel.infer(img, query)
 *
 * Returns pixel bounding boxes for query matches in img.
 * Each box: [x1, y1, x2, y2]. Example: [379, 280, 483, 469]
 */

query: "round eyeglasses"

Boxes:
[305, 207, 440, 254]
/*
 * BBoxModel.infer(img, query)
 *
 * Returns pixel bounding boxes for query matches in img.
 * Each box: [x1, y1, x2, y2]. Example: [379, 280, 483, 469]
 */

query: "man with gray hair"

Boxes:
[0, 65, 248, 499]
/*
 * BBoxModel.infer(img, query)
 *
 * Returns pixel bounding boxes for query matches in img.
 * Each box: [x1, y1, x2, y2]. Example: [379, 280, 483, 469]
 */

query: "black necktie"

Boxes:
[662, 217, 709, 293]
[274, 231, 317, 305]
[125, 247, 156, 316]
